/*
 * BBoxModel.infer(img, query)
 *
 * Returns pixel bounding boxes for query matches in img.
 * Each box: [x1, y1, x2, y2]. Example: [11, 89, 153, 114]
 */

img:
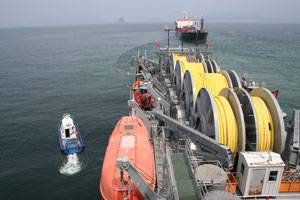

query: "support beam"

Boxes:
[286, 110, 300, 169]
[152, 110, 233, 169]
[116, 157, 164, 200]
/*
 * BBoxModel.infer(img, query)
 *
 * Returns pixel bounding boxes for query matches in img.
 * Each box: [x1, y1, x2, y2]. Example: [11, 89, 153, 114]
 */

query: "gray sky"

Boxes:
[0, 0, 299, 27]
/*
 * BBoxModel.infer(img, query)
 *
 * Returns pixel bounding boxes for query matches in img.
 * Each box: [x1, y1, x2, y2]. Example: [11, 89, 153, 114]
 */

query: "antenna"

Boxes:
[164, 26, 172, 52]
[183, 11, 188, 18]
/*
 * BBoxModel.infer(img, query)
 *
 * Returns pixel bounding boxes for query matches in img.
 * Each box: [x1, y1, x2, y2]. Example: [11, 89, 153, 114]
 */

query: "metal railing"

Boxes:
[183, 138, 239, 199]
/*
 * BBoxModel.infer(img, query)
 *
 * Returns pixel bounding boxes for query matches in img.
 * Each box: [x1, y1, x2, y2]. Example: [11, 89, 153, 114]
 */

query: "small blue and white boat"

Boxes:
[57, 114, 84, 154]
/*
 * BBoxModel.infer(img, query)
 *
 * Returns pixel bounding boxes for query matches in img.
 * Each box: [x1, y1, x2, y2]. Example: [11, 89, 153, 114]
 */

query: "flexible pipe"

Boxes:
[251, 97, 274, 151]
[215, 96, 238, 153]
[194, 73, 229, 96]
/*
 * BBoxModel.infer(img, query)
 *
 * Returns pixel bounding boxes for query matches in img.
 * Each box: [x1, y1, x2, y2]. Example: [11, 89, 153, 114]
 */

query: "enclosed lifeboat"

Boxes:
[100, 116, 156, 200]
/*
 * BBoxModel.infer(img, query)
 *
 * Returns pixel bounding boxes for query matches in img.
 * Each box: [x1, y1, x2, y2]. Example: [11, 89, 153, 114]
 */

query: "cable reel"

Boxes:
[174, 60, 184, 96]
[251, 87, 286, 153]
[182, 71, 233, 120]
[210, 59, 220, 73]
[197, 52, 205, 63]
[204, 58, 220, 73]
[171, 53, 187, 82]
[191, 88, 219, 138]
[219, 88, 245, 153]
[192, 88, 245, 154]
[235, 88, 259, 151]
[196, 53, 208, 73]
[169, 53, 177, 80]
[227, 70, 242, 88]
[172, 52, 285, 155]
[205, 59, 214, 73]
[235, 87, 286, 153]
[175, 59, 206, 98]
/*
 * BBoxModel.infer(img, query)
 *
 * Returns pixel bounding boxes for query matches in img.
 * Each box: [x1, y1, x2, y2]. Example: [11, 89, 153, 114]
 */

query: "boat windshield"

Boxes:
[65, 129, 70, 138]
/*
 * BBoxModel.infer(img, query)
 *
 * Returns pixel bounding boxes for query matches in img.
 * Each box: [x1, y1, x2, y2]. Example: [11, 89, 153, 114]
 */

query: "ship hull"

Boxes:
[177, 31, 208, 43]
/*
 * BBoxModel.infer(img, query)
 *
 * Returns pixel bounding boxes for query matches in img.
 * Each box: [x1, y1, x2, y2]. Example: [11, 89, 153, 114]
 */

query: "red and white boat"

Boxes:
[175, 14, 208, 43]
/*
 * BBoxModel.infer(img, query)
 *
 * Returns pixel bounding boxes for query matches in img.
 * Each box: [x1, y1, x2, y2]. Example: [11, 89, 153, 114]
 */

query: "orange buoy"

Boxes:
[100, 116, 156, 200]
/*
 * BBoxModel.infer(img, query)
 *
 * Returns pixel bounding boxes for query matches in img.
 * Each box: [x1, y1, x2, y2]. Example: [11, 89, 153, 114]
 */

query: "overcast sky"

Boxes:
[0, 0, 299, 27]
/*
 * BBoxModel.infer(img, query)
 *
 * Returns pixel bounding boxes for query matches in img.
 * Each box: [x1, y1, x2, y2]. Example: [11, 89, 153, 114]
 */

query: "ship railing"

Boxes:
[184, 138, 239, 198]
[160, 47, 215, 64]
[279, 169, 300, 193]
[165, 146, 180, 200]
[160, 47, 190, 53]
[183, 139, 209, 199]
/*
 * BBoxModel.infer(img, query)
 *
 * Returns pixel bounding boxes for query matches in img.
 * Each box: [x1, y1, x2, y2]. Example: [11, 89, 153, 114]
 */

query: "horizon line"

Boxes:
[0, 20, 299, 29]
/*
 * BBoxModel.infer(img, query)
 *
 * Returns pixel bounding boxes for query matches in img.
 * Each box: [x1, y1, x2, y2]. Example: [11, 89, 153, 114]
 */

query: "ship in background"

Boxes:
[175, 14, 208, 43]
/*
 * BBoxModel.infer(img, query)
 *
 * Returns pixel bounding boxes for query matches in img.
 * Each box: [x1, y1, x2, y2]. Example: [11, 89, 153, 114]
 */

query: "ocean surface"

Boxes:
[0, 23, 299, 200]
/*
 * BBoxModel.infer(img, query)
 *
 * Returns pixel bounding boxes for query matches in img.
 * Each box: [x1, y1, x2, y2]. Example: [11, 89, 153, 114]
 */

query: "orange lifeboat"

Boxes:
[100, 116, 156, 200]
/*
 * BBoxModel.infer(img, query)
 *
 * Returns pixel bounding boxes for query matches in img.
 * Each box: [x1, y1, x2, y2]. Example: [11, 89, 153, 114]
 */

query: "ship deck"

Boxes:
[171, 152, 198, 200]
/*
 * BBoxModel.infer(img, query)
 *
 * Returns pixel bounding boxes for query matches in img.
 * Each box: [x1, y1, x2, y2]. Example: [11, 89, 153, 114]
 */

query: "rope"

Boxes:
[215, 96, 238, 154]
[251, 97, 274, 151]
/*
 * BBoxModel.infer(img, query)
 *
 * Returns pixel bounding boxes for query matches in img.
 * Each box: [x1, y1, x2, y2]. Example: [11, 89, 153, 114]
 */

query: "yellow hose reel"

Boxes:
[192, 88, 245, 155]
[172, 53, 285, 155]
[182, 70, 240, 119]
[191, 86, 285, 155]
[235, 87, 286, 153]
[174, 58, 206, 96]
[170, 53, 186, 79]
[172, 53, 219, 89]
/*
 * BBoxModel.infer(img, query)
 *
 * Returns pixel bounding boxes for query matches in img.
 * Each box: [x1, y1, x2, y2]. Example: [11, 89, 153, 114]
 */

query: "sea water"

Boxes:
[0, 23, 299, 200]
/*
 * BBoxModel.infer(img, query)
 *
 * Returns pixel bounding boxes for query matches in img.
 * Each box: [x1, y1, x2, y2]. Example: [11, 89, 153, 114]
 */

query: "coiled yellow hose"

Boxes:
[174, 53, 206, 74]
[176, 55, 228, 96]
[175, 56, 206, 93]
[174, 53, 240, 154]
[173, 54, 185, 67]
[194, 74, 229, 96]
[251, 97, 274, 151]
[215, 96, 238, 153]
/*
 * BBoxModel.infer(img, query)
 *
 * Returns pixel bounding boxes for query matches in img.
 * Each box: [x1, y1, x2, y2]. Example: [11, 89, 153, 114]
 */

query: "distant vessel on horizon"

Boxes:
[116, 17, 126, 24]
[175, 13, 208, 43]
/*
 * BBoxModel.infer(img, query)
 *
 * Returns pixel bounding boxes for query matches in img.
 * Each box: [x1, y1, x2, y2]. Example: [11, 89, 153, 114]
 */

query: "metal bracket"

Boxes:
[116, 157, 165, 200]
[286, 110, 300, 169]
[152, 110, 233, 169]
[146, 82, 171, 116]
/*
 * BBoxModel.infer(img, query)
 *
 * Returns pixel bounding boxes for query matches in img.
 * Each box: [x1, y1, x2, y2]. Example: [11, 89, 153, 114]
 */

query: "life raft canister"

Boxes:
[132, 80, 143, 90]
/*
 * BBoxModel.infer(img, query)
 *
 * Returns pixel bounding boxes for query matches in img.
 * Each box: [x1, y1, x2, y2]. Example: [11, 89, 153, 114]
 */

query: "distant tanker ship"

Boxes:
[175, 14, 208, 43]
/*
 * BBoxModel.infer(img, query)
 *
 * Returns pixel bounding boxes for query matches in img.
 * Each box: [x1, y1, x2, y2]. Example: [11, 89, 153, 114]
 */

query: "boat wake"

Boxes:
[59, 153, 82, 175]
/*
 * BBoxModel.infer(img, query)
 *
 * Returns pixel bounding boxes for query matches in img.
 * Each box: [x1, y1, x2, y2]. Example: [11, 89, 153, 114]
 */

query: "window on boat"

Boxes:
[65, 129, 70, 138]
[268, 171, 278, 181]
[241, 163, 245, 176]
[121, 135, 135, 148]
[124, 125, 134, 130]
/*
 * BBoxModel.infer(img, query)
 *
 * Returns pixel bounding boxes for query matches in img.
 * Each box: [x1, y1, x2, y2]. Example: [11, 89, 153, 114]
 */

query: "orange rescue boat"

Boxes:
[100, 116, 156, 200]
